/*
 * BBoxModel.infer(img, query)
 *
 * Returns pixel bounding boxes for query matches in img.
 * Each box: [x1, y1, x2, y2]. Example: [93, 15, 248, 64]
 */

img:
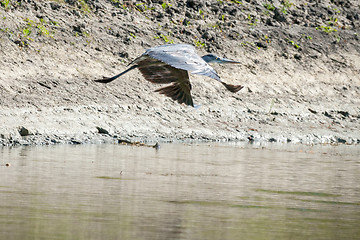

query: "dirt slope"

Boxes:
[0, 0, 359, 146]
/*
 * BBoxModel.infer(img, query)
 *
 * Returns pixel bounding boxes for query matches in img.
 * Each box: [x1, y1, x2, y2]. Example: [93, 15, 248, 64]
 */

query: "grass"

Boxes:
[135, 2, 155, 12]
[316, 25, 337, 33]
[154, 33, 174, 44]
[24, 18, 54, 38]
[264, 3, 275, 11]
[22, 27, 32, 40]
[78, 0, 90, 14]
[0, 0, 10, 8]
[161, 2, 171, 10]
[247, 14, 258, 26]
[288, 40, 300, 49]
[194, 40, 205, 48]
[281, 0, 294, 14]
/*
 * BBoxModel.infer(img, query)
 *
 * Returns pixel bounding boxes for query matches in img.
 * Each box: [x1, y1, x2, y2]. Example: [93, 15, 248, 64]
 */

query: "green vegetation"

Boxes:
[328, 16, 338, 25]
[281, 0, 294, 14]
[194, 40, 205, 48]
[334, 34, 341, 43]
[288, 40, 300, 49]
[240, 41, 257, 49]
[129, 32, 136, 39]
[316, 25, 337, 33]
[0, 0, 10, 8]
[135, 2, 155, 12]
[216, 0, 242, 4]
[78, 0, 90, 14]
[24, 18, 54, 38]
[264, 3, 275, 11]
[154, 33, 174, 44]
[161, 2, 171, 10]
[8, 17, 57, 46]
[332, 7, 341, 14]
[22, 27, 32, 39]
[247, 14, 258, 26]
[302, 34, 312, 40]
[198, 9, 204, 19]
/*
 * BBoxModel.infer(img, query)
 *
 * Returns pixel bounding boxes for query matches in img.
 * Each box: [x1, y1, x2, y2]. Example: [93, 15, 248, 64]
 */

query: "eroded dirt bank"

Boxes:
[0, 0, 359, 146]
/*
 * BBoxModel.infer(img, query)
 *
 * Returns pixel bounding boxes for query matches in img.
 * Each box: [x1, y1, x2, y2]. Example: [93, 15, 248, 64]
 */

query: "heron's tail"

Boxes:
[221, 82, 244, 93]
[94, 65, 137, 83]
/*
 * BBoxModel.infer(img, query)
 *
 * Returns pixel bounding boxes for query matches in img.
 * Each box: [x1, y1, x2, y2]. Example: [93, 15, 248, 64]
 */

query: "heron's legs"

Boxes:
[95, 65, 138, 83]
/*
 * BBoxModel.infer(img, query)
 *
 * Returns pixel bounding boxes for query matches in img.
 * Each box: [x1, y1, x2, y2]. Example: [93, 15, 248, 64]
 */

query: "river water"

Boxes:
[0, 143, 359, 240]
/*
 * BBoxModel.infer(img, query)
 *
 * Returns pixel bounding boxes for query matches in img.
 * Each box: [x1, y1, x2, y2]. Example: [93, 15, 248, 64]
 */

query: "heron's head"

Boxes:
[201, 54, 241, 64]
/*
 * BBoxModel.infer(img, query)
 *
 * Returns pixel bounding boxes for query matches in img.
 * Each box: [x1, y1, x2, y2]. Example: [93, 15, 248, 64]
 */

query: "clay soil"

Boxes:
[0, 0, 359, 146]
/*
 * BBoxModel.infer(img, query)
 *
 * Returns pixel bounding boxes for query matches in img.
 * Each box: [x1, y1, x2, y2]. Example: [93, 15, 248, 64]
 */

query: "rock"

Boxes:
[202, 31, 216, 41]
[186, 0, 203, 11]
[50, 2, 61, 10]
[19, 127, 30, 137]
[294, 53, 302, 60]
[96, 127, 109, 135]
[273, 8, 287, 22]
[255, 42, 267, 49]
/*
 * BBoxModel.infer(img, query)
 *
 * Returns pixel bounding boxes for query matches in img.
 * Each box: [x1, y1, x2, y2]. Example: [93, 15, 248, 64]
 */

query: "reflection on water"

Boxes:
[0, 143, 359, 240]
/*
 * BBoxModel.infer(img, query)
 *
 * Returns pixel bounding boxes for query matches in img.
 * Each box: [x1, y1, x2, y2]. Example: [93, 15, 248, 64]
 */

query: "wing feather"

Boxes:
[154, 70, 193, 107]
[133, 55, 194, 106]
[136, 57, 185, 84]
[142, 44, 221, 81]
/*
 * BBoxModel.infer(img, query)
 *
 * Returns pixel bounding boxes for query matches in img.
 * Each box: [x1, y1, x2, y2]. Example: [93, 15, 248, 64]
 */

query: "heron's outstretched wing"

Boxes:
[135, 57, 183, 84]
[135, 56, 194, 106]
[139, 44, 221, 81]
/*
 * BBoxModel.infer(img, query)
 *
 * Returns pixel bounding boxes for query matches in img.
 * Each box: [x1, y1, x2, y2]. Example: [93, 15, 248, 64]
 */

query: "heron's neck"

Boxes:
[201, 55, 215, 63]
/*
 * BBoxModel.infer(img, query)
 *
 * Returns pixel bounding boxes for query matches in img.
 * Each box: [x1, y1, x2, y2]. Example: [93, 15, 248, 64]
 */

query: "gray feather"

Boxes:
[141, 44, 221, 81]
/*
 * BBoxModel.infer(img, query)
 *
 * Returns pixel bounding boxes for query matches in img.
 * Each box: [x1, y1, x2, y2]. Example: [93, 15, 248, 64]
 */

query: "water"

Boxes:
[0, 143, 359, 240]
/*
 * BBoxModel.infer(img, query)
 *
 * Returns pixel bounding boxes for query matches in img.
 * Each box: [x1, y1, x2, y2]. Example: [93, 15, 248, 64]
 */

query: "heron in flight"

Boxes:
[95, 44, 243, 107]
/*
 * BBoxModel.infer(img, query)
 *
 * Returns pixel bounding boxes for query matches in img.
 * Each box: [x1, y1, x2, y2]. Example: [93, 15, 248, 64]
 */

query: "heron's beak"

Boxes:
[218, 57, 241, 64]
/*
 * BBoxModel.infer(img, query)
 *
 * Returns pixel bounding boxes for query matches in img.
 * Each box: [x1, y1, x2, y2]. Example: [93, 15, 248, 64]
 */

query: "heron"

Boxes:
[95, 44, 243, 107]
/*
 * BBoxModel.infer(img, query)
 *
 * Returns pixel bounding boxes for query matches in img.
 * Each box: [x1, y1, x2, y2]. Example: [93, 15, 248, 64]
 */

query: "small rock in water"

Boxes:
[153, 143, 160, 150]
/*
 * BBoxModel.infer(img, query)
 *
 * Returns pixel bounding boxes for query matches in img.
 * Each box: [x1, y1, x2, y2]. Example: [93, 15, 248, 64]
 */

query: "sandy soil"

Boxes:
[0, 0, 359, 146]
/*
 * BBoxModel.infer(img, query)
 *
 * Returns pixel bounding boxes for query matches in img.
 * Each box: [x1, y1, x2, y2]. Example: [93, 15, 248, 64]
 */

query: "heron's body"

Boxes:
[95, 44, 243, 107]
